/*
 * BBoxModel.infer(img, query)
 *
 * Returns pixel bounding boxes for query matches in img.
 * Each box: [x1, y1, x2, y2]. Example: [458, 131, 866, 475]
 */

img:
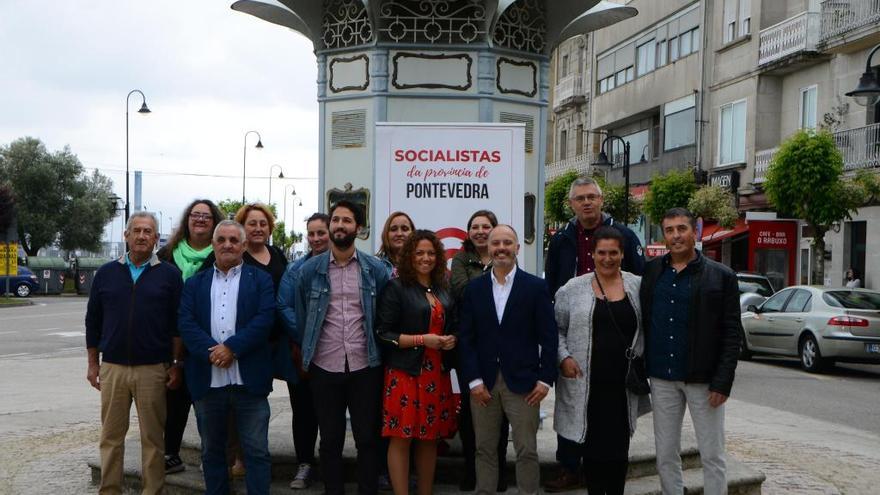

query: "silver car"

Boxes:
[741, 286, 880, 372]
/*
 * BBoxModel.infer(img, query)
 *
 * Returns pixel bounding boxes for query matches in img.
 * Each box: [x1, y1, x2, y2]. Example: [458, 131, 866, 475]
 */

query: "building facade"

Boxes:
[546, 0, 880, 289]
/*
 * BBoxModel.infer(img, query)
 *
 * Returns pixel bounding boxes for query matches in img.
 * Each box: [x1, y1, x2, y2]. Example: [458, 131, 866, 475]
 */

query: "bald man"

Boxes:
[457, 225, 558, 495]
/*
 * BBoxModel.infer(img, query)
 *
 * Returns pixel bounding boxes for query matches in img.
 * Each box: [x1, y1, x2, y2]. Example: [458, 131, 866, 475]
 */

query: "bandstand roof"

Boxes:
[231, 0, 637, 56]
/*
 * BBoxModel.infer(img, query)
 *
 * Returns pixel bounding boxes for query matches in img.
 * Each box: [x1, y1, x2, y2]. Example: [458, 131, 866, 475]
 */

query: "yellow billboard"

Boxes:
[0, 242, 18, 276]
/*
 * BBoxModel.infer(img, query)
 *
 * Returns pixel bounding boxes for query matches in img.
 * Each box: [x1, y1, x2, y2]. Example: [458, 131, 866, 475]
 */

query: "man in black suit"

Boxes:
[458, 224, 558, 495]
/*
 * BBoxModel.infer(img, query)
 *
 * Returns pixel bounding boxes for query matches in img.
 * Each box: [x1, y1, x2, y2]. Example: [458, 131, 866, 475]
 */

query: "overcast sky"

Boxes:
[0, 1, 320, 244]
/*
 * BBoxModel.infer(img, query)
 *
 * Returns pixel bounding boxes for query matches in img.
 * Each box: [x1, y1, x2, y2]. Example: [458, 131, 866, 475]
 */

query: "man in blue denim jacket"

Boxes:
[277, 200, 391, 495]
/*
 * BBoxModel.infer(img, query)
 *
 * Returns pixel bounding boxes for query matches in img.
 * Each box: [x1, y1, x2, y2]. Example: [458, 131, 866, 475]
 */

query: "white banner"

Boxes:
[375, 123, 525, 264]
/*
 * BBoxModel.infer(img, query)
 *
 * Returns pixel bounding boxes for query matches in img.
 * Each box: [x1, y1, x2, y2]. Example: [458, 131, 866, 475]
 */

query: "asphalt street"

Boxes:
[0, 296, 87, 359]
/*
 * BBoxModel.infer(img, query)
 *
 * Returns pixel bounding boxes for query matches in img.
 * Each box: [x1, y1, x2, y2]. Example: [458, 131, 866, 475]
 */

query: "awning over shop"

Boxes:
[701, 218, 748, 245]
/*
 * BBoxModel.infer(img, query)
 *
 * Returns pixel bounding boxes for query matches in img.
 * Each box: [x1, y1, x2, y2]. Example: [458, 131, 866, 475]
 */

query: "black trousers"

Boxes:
[311, 364, 383, 495]
[457, 370, 510, 481]
[287, 377, 319, 465]
[165, 371, 192, 456]
[583, 460, 629, 495]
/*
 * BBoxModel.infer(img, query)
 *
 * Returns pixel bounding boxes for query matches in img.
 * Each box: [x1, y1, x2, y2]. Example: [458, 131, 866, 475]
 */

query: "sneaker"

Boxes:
[289, 463, 312, 490]
[164, 454, 185, 474]
[543, 468, 581, 493]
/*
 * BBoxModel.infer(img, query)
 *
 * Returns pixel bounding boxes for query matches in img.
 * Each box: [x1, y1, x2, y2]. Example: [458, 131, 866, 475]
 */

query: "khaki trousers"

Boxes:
[99, 362, 168, 495]
[470, 372, 540, 495]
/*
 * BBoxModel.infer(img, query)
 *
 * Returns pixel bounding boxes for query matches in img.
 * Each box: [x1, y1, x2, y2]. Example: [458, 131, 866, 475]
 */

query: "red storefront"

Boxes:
[701, 219, 799, 290]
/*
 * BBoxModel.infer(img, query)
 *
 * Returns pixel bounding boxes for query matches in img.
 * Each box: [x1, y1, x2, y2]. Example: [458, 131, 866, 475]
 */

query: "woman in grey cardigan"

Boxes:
[553, 227, 651, 495]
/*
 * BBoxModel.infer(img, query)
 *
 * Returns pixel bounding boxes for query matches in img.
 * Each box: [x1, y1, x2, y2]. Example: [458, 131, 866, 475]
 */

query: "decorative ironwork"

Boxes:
[378, 0, 486, 45]
[322, 0, 373, 49]
[493, 0, 546, 53]
[329, 54, 371, 93]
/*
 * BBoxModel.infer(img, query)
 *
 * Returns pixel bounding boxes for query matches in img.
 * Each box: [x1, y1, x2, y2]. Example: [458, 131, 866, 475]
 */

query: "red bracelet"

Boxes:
[415, 334, 424, 347]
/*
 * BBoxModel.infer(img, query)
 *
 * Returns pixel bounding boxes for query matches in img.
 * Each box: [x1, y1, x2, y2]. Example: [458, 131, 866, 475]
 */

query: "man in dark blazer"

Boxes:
[178, 220, 275, 495]
[458, 224, 558, 495]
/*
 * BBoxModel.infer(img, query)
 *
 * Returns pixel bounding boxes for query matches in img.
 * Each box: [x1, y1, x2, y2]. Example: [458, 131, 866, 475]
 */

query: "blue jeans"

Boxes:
[193, 386, 271, 495]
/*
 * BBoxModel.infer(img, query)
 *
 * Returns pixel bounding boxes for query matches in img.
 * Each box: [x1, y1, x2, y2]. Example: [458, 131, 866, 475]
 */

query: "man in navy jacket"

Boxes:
[458, 225, 557, 495]
[178, 220, 275, 495]
[86, 212, 183, 495]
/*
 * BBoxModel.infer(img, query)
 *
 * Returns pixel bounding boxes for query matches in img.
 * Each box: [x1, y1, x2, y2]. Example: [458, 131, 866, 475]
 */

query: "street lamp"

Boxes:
[591, 132, 632, 223]
[125, 89, 151, 224]
[846, 44, 880, 107]
[284, 184, 297, 226]
[267, 164, 285, 210]
[639, 144, 649, 163]
[242, 130, 264, 203]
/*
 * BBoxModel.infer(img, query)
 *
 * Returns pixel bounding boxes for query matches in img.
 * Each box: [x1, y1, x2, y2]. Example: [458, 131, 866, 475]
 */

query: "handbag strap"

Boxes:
[594, 274, 636, 361]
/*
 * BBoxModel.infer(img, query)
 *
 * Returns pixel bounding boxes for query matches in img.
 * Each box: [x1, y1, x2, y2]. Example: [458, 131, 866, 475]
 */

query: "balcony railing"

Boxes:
[754, 123, 880, 185]
[834, 122, 880, 171]
[758, 11, 821, 66]
[753, 147, 777, 184]
[553, 74, 587, 109]
[545, 153, 592, 182]
[820, 0, 880, 41]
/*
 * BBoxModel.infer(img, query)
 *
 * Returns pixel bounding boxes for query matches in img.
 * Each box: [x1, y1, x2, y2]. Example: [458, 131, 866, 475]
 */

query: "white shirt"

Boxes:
[210, 263, 244, 388]
[491, 264, 517, 324]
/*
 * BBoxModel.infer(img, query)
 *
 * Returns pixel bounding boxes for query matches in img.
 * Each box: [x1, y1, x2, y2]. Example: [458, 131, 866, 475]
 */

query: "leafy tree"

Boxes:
[764, 129, 855, 283]
[688, 185, 738, 228]
[271, 221, 300, 254]
[595, 176, 642, 225]
[0, 137, 115, 256]
[642, 168, 697, 225]
[218, 199, 278, 220]
[544, 170, 578, 225]
[0, 183, 14, 240]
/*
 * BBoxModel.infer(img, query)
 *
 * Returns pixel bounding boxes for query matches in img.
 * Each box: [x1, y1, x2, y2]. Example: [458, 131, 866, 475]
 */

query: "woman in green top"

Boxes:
[157, 198, 224, 474]
[449, 209, 511, 492]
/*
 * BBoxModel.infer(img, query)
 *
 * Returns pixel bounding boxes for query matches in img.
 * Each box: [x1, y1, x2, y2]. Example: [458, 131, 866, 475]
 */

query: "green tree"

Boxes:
[0, 183, 14, 239]
[595, 176, 642, 225]
[764, 129, 856, 283]
[688, 185, 738, 228]
[544, 170, 578, 225]
[218, 199, 278, 220]
[0, 137, 115, 256]
[642, 168, 697, 225]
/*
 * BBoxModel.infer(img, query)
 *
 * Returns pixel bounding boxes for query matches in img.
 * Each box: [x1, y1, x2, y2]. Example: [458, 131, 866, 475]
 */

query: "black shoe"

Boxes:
[497, 477, 508, 493]
[164, 454, 185, 474]
[459, 471, 476, 491]
[543, 468, 581, 493]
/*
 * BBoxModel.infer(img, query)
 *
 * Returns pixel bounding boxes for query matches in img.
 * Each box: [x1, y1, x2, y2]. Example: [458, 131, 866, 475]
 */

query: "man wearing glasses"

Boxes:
[543, 176, 645, 492]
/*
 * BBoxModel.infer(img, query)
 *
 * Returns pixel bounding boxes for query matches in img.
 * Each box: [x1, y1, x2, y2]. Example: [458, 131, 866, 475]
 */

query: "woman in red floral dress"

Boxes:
[376, 230, 458, 495]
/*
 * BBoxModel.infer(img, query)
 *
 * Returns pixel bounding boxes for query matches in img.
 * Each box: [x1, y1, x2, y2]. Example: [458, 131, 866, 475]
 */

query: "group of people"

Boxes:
[85, 176, 743, 495]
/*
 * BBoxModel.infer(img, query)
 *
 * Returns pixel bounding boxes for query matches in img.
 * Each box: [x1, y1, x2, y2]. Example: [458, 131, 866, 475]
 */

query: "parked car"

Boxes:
[0, 266, 40, 297]
[737, 272, 776, 312]
[741, 286, 880, 372]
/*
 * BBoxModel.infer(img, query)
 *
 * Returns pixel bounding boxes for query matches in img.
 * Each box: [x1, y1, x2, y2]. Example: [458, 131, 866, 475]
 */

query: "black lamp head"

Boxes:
[592, 150, 612, 168]
[846, 68, 880, 107]
[138, 102, 151, 114]
[255, 139, 264, 149]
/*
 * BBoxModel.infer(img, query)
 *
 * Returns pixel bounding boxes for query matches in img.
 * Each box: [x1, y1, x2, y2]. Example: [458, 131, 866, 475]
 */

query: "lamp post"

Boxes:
[591, 132, 632, 224]
[268, 164, 285, 210]
[846, 44, 880, 107]
[639, 144, 650, 163]
[242, 130, 264, 203]
[125, 90, 151, 224]
[284, 184, 297, 227]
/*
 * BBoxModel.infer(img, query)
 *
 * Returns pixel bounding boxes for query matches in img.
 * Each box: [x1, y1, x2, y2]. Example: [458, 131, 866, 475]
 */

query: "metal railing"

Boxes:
[758, 11, 821, 66]
[834, 122, 880, 171]
[545, 153, 592, 181]
[553, 74, 587, 107]
[820, 0, 880, 40]
[753, 148, 777, 184]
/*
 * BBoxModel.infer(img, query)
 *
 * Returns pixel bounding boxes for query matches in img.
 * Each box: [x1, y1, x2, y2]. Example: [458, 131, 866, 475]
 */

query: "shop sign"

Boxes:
[646, 244, 669, 258]
[709, 170, 739, 193]
[755, 227, 791, 247]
